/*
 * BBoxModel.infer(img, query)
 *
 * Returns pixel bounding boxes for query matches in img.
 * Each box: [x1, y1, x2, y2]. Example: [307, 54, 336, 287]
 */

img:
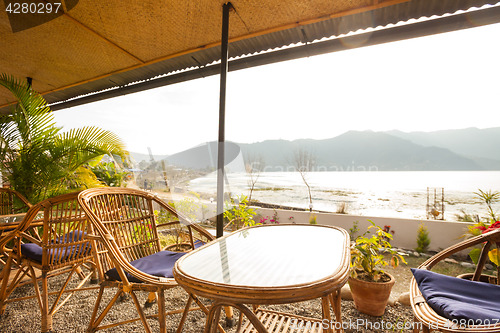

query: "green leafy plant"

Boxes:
[415, 223, 430, 253]
[90, 160, 129, 187]
[455, 209, 478, 223]
[474, 189, 500, 222]
[223, 195, 257, 230]
[349, 221, 359, 240]
[0, 74, 128, 202]
[468, 221, 500, 268]
[154, 209, 192, 251]
[350, 220, 406, 282]
[272, 210, 280, 223]
[465, 189, 500, 267]
[168, 196, 201, 222]
[309, 214, 317, 225]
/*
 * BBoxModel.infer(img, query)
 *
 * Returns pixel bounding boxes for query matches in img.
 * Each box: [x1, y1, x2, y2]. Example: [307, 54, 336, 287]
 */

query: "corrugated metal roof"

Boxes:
[1, 0, 499, 113]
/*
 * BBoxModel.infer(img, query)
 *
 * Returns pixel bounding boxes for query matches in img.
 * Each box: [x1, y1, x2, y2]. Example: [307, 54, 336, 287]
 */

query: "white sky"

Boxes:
[54, 22, 500, 155]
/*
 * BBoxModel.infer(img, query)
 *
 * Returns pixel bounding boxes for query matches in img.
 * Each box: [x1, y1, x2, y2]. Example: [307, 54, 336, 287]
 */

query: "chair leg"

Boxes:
[87, 285, 105, 333]
[75, 266, 86, 280]
[130, 291, 153, 333]
[0, 255, 13, 314]
[157, 289, 166, 333]
[413, 316, 423, 333]
[224, 306, 234, 326]
[89, 288, 125, 332]
[41, 272, 53, 333]
[145, 291, 157, 308]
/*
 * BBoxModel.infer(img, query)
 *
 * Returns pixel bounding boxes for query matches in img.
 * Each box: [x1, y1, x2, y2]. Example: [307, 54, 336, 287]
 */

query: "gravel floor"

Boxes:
[0, 271, 416, 333]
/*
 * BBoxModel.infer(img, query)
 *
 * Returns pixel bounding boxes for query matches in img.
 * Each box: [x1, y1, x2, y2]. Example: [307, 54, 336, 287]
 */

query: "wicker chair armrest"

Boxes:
[84, 233, 101, 240]
[155, 221, 180, 228]
[20, 232, 42, 246]
[418, 229, 500, 270]
[0, 209, 41, 253]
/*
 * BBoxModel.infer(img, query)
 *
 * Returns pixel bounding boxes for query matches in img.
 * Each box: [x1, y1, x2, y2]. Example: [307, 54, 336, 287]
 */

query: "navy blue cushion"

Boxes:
[412, 268, 500, 322]
[20, 243, 43, 263]
[55, 230, 85, 243]
[106, 250, 186, 283]
[21, 231, 91, 263]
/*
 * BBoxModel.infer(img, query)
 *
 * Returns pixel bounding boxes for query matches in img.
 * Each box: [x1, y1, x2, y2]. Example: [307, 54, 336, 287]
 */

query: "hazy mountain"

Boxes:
[386, 127, 500, 161]
[130, 128, 500, 171]
[239, 131, 485, 171]
[130, 152, 169, 164]
[160, 142, 241, 170]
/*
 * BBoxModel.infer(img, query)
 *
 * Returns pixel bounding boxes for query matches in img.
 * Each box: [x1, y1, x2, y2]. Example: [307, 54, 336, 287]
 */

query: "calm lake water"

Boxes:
[188, 171, 500, 221]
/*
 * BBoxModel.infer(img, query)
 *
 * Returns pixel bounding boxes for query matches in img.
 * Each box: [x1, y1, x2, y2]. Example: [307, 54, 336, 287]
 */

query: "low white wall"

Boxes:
[254, 207, 474, 252]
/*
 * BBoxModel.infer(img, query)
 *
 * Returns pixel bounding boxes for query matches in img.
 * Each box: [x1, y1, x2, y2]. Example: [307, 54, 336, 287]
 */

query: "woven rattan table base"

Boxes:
[240, 309, 325, 333]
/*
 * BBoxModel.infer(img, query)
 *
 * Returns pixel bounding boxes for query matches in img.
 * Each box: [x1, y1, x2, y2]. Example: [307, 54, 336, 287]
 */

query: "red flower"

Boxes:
[483, 221, 500, 234]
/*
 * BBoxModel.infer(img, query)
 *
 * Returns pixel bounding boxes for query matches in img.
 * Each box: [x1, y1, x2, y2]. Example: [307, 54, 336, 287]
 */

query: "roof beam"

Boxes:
[61, 12, 146, 64]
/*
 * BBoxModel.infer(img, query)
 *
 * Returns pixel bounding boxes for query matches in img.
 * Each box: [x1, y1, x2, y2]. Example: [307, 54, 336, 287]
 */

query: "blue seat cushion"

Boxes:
[21, 231, 91, 263]
[412, 268, 500, 322]
[55, 230, 85, 243]
[106, 250, 186, 283]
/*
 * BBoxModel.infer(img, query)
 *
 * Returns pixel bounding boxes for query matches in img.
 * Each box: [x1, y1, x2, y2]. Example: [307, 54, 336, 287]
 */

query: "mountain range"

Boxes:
[131, 127, 500, 171]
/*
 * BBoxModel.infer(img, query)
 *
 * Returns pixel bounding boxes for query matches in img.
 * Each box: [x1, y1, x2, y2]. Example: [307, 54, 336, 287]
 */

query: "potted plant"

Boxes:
[348, 220, 406, 316]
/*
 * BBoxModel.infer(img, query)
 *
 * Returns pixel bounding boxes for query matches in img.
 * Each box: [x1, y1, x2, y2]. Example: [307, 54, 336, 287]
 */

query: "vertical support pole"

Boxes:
[441, 188, 445, 220]
[216, 2, 232, 238]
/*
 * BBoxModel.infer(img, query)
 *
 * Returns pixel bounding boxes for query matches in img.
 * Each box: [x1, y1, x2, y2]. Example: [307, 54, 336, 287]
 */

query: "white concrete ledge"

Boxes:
[253, 207, 474, 252]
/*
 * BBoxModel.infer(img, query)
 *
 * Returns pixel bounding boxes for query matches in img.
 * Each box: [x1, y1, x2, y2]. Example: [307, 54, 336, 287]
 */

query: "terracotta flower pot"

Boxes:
[348, 272, 395, 316]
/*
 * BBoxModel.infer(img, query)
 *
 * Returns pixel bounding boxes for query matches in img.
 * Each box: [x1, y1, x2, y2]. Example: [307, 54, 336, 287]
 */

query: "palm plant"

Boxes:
[0, 74, 129, 202]
[474, 189, 500, 222]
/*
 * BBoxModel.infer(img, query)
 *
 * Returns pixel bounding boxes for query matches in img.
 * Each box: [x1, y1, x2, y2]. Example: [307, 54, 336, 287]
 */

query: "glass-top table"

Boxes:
[173, 224, 350, 333]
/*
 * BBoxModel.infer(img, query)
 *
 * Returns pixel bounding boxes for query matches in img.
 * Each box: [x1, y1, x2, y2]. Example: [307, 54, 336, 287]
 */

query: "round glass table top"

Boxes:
[176, 224, 349, 288]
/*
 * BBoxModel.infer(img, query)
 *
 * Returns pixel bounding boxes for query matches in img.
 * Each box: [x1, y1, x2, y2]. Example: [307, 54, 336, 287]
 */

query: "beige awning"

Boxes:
[1, 0, 499, 113]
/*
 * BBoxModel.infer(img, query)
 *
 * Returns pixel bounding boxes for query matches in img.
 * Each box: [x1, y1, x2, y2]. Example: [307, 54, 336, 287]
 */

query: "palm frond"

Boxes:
[0, 73, 129, 202]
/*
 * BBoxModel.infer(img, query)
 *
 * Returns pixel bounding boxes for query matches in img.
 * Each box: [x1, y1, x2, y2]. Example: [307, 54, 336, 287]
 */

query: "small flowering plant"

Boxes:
[223, 195, 258, 230]
[475, 221, 500, 233]
[259, 216, 279, 224]
[382, 225, 395, 242]
[465, 189, 500, 266]
[468, 220, 500, 266]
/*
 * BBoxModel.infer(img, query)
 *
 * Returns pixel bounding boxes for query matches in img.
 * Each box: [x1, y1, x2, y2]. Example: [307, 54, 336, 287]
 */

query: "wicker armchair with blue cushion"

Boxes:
[78, 187, 216, 333]
[0, 188, 33, 264]
[410, 228, 500, 333]
[0, 191, 97, 333]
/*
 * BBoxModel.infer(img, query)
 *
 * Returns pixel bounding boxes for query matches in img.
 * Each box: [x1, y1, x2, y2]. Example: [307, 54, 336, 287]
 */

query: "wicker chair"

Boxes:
[0, 191, 97, 333]
[0, 188, 32, 215]
[0, 188, 32, 265]
[78, 187, 216, 333]
[410, 228, 500, 333]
